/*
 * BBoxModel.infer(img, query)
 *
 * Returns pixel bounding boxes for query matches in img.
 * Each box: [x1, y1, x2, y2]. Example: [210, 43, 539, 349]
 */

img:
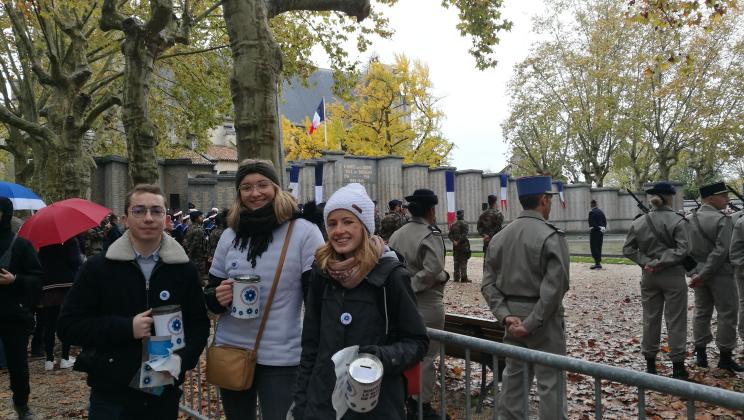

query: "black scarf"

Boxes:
[233, 204, 281, 268]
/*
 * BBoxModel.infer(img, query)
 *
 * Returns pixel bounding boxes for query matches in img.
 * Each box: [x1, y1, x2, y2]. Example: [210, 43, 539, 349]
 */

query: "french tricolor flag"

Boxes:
[314, 162, 324, 203]
[308, 98, 325, 135]
[289, 165, 300, 199]
[445, 170, 456, 227]
[499, 173, 508, 210]
[555, 181, 566, 208]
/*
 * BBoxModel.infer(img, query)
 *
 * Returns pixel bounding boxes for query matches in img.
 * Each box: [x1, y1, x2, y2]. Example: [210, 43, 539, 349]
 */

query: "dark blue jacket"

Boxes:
[589, 207, 607, 231]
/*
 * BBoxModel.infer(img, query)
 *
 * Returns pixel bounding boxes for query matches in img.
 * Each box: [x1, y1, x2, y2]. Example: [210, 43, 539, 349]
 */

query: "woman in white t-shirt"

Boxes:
[205, 160, 324, 420]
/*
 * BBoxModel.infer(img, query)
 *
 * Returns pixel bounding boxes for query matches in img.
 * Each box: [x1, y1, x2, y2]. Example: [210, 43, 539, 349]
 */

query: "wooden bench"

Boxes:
[443, 313, 506, 413]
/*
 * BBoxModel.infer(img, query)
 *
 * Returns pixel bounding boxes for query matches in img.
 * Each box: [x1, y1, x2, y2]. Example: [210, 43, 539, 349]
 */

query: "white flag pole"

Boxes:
[323, 97, 328, 148]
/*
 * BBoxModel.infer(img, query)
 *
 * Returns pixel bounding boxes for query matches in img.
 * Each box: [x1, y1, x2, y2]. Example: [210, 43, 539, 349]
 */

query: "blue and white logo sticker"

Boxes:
[159, 290, 170, 301]
[340, 312, 352, 325]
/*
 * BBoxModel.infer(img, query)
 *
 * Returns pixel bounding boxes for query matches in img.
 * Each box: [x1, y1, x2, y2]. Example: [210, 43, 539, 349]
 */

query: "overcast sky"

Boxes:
[312, 1, 548, 172]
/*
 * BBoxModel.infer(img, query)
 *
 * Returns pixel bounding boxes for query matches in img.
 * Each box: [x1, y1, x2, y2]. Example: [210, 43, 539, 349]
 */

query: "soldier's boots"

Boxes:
[461, 277, 471, 283]
[718, 350, 744, 372]
[695, 347, 708, 368]
[672, 362, 689, 380]
[14, 405, 35, 420]
[646, 358, 657, 374]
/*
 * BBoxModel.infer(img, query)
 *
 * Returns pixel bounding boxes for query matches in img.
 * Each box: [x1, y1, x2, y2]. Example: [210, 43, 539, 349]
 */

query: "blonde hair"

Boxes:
[315, 236, 379, 275]
[649, 194, 672, 209]
[227, 182, 298, 230]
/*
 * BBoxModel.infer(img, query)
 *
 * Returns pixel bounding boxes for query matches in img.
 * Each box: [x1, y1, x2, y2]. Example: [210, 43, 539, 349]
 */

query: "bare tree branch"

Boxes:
[146, 0, 174, 36]
[101, 0, 126, 31]
[83, 95, 122, 132]
[0, 105, 57, 143]
[158, 44, 229, 60]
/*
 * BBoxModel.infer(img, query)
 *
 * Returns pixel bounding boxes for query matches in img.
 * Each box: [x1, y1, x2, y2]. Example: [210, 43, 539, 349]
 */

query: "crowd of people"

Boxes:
[6, 160, 744, 420]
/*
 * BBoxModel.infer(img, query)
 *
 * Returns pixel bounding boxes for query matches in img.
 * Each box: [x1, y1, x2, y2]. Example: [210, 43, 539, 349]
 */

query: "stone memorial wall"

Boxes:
[92, 152, 685, 234]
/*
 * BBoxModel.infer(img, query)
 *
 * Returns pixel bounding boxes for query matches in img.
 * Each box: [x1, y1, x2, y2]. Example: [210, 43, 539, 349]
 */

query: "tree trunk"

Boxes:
[121, 33, 160, 186]
[224, 0, 283, 169]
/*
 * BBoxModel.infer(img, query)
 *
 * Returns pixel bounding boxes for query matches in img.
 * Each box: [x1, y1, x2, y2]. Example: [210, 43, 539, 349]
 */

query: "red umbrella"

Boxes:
[18, 198, 111, 249]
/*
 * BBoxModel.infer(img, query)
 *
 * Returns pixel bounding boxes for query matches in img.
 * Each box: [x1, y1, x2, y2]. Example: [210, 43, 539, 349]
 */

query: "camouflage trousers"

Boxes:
[452, 241, 470, 282]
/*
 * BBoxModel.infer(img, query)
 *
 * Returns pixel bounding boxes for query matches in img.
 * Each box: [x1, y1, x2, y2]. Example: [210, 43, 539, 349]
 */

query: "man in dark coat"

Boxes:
[588, 200, 607, 269]
[58, 184, 209, 419]
[0, 197, 44, 419]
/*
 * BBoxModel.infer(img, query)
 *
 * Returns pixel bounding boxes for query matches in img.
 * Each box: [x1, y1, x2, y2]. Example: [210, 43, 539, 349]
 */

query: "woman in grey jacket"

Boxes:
[292, 183, 428, 419]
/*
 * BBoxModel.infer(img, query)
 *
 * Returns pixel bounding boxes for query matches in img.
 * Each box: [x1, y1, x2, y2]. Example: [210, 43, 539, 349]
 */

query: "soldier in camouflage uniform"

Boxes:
[83, 223, 105, 257]
[478, 194, 505, 258]
[183, 210, 208, 281]
[207, 210, 227, 261]
[379, 199, 406, 243]
[448, 209, 471, 282]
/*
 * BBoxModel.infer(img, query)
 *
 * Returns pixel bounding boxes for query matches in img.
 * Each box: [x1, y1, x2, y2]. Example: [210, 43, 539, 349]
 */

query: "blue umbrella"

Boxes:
[0, 181, 46, 210]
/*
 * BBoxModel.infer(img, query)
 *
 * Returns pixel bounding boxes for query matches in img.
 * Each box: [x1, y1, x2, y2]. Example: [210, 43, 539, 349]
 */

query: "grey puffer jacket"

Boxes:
[293, 256, 429, 420]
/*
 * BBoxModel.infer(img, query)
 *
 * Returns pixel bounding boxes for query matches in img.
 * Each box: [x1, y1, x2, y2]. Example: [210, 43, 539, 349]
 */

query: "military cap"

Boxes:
[405, 189, 438, 206]
[645, 182, 676, 196]
[189, 210, 203, 220]
[388, 199, 402, 210]
[699, 181, 727, 198]
[516, 176, 556, 197]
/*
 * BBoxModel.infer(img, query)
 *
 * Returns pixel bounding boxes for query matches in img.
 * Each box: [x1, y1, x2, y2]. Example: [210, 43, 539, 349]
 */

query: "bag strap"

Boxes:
[691, 210, 718, 247]
[644, 212, 674, 250]
[253, 220, 295, 352]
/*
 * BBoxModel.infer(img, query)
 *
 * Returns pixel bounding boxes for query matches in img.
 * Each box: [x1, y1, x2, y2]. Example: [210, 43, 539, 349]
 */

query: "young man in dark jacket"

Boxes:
[58, 184, 210, 419]
[0, 197, 44, 420]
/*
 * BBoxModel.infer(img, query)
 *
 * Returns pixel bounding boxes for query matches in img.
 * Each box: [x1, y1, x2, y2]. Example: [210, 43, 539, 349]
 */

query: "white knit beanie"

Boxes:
[323, 183, 376, 235]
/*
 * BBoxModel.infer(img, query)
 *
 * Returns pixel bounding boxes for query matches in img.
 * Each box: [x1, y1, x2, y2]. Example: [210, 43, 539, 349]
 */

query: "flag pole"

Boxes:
[323, 97, 328, 148]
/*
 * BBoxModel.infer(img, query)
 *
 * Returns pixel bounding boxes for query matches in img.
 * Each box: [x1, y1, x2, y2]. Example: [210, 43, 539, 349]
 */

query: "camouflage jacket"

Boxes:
[379, 212, 405, 242]
[207, 226, 224, 261]
[477, 208, 504, 241]
[448, 220, 469, 243]
[183, 225, 208, 266]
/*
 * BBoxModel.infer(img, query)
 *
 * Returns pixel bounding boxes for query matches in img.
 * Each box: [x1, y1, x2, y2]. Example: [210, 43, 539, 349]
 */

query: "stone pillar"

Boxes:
[402, 164, 429, 197]
[617, 191, 642, 232]
[428, 167, 454, 232]
[321, 151, 345, 196]
[93, 156, 129, 214]
[556, 183, 590, 232]
[455, 170, 483, 229]
[590, 188, 619, 232]
[376, 156, 404, 214]
[482, 174, 500, 213]
[299, 162, 316, 203]
[507, 176, 520, 222]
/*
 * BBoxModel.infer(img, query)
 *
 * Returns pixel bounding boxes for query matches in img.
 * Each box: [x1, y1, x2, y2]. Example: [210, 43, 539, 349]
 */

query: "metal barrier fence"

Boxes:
[427, 328, 744, 419]
[179, 328, 744, 419]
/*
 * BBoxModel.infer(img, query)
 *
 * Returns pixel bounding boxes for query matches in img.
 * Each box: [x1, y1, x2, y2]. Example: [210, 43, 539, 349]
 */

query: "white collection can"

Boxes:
[152, 305, 185, 350]
[345, 353, 384, 413]
[231, 275, 261, 319]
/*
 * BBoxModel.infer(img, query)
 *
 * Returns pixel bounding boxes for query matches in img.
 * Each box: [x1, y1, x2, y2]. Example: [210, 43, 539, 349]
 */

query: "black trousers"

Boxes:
[88, 386, 181, 420]
[30, 308, 44, 354]
[0, 331, 31, 406]
[590, 230, 604, 264]
[43, 305, 70, 362]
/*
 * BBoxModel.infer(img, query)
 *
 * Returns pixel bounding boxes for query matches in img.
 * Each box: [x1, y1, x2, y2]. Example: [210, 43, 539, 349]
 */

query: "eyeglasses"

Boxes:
[128, 206, 166, 218]
[239, 181, 273, 193]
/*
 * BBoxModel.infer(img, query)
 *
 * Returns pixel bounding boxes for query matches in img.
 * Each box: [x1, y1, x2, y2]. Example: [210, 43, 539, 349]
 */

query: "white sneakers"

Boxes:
[60, 357, 76, 369]
[45, 357, 76, 371]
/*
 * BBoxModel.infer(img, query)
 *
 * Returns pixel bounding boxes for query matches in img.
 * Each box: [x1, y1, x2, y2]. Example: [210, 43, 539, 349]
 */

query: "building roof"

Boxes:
[204, 145, 238, 162]
[279, 69, 343, 125]
[176, 149, 212, 165]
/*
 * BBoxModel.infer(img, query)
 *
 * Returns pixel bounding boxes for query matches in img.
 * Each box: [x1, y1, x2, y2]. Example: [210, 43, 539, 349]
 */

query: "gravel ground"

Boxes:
[1, 257, 741, 419]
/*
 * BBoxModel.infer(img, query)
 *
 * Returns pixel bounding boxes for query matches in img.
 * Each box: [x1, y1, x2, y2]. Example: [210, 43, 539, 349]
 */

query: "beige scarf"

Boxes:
[326, 235, 385, 289]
